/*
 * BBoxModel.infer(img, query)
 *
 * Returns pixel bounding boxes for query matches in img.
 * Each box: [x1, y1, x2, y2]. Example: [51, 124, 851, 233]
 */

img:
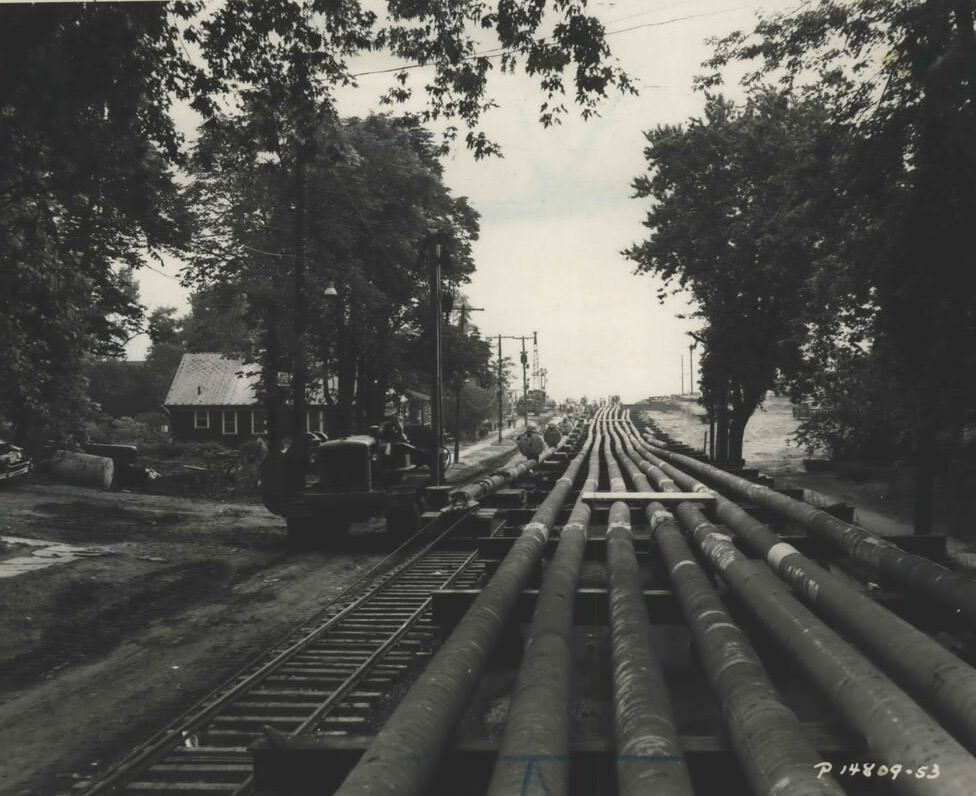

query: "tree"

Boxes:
[184, 111, 480, 439]
[701, 0, 976, 530]
[626, 90, 837, 463]
[0, 3, 194, 445]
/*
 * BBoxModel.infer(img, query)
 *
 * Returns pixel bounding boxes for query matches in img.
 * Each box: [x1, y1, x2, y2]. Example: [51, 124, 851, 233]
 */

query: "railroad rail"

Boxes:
[72, 434, 579, 796]
[75, 406, 976, 796]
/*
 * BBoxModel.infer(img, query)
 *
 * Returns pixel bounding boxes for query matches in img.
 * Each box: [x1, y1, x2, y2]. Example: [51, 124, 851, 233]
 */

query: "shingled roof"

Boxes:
[164, 353, 259, 407]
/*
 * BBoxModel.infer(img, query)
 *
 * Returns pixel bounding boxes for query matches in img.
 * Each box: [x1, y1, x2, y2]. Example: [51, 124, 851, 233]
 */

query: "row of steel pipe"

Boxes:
[333, 414, 600, 796]
[485, 417, 602, 795]
[608, 423, 843, 795]
[602, 422, 694, 795]
[622, 422, 976, 795]
[449, 420, 584, 508]
[628, 428, 976, 755]
[642, 439, 976, 626]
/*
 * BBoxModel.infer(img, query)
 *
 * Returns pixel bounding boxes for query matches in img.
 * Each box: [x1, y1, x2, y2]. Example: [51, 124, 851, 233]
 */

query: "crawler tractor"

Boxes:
[262, 420, 449, 546]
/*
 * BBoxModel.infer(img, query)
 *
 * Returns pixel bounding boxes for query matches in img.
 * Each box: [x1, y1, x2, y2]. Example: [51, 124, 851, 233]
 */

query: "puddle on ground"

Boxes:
[0, 535, 114, 578]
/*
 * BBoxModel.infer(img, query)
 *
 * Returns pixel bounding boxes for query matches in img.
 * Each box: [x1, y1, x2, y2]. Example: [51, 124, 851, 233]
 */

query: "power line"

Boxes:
[350, 6, 757, 79]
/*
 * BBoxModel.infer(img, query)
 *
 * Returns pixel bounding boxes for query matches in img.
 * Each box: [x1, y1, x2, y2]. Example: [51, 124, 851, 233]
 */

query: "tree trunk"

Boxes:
[708, 410, 716, 461]
[714, 383, 730, 464]
[727, 412, 747, 466]
[913, 425, 937, 535]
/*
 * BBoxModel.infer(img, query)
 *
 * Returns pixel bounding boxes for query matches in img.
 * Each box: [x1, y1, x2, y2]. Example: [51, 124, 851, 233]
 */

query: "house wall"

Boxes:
[167, 406, 328, 445]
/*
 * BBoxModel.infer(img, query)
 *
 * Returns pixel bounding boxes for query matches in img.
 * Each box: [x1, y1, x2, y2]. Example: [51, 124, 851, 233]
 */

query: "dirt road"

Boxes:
[0, 482, 388, 796]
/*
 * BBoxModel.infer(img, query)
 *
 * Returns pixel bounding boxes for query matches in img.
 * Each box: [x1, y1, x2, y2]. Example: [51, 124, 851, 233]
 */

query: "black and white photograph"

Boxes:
[2, 1, 975, 794]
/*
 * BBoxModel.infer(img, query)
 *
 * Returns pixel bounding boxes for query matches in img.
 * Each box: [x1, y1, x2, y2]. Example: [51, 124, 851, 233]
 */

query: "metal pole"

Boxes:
[680, 354, 684, 395]
[430, 240, 443, 486]
[689, 343, 694, 395]
[497, 335, 503, 443]
[290, 150, 307, 490]
[521, 337, 529, 428]
[454, 306, 466, 465]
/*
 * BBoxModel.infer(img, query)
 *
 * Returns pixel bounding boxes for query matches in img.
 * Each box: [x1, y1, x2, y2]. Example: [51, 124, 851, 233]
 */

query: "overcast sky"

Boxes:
[131, 0, 802, 402]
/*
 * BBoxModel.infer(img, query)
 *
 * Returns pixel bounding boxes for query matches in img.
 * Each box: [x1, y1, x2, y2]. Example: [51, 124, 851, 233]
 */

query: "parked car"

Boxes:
[0, 440, 32, 483]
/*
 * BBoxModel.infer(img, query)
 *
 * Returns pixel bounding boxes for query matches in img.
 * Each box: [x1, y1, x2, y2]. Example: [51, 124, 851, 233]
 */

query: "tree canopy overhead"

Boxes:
[188, 0, 635, 157]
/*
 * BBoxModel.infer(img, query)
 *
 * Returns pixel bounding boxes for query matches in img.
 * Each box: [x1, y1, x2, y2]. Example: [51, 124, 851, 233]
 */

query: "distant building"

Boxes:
[163, 353, 327, 444]
[401, 388, 431, 426]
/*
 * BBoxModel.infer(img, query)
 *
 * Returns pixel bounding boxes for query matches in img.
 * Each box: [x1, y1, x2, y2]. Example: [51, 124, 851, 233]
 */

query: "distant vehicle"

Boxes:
[0, 440, 31, 483]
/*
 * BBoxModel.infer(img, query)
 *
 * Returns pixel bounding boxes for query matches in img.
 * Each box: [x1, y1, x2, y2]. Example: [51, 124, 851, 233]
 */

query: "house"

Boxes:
[401, 388, 432, 426]
[163, 353, 327, 444]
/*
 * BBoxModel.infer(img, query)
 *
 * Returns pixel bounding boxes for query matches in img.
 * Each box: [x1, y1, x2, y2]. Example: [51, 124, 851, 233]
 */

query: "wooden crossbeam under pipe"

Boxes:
[581, 491, 716, 504]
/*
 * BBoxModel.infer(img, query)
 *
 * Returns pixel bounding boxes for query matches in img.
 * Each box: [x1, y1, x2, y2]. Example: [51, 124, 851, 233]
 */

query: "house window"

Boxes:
[251, 410, 265, 435]
[194, 410, 210, 429]
[222, 411, 238, 435]
[306, 409, 324, 433]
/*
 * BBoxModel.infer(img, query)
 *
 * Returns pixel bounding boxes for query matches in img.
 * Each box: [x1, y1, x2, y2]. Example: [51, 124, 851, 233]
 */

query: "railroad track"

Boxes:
[77, 408, 976, 795]
[72, 435, 577, 796]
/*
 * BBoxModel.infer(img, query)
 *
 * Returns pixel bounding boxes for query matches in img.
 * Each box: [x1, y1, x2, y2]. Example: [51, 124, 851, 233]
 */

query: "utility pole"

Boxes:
[497, 335, 503, 443]
[496, 334, 535, 437]
[429, 239, 445, 486]
[532, 331, 539, 391]
[289, 149, 308, 491]
[680, 354, 685, 395]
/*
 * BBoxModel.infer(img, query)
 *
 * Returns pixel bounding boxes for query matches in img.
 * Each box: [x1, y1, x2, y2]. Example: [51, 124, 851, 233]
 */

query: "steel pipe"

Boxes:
[642, 439, 976, 626]
[628, 428, 976, 754]
[629, 426, 976, 796]
[486, 420, 601, 795]
[609, 424, 841, 796]
[333, 415, 600, 796]
[602, 425, 694, 796]
[448, 420, 583, 508]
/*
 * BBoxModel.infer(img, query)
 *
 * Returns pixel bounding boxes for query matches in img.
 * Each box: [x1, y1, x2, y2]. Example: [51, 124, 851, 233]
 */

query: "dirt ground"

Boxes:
[0, 481, 390, 796]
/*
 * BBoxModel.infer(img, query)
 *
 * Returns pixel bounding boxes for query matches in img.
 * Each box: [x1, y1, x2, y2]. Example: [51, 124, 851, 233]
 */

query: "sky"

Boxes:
[130, 0, 804, 403]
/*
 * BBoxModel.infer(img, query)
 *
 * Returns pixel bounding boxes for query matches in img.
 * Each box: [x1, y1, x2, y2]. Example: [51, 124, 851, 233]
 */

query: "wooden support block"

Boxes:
[431, 587, 681, 631]
[424, 485, 456, 509]
[581, 491, 717, 504]
[480, 488, 526, 508]
[823, 503, 856, 523]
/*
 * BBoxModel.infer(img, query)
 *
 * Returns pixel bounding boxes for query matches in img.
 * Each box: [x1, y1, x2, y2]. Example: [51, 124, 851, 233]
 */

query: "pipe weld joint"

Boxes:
[649, 509, 673, 531]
